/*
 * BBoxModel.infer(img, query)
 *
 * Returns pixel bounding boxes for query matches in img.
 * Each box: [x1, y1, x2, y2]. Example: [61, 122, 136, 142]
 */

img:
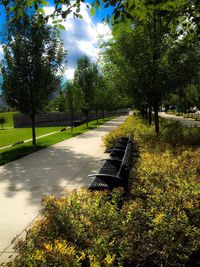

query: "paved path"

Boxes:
[159, 112, 200, 127]
[0, 116, 127, 263]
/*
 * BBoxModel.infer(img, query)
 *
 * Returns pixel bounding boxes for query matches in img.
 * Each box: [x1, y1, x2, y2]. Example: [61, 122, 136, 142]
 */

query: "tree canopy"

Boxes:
[1, 15, 65, 144]
[1, 0, 200, 134]
[101, 0, 200, 132]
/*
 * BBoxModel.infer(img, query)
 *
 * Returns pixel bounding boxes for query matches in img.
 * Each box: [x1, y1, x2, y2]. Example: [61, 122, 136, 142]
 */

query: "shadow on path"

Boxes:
[0, 116, 127, 257]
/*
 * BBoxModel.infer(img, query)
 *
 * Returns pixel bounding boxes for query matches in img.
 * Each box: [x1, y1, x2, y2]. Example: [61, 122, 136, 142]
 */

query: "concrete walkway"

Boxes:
[0, 116, 127, 263]
[159, 112, 200, 127]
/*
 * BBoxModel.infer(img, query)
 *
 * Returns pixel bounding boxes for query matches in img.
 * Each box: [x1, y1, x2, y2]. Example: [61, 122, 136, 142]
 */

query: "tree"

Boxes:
[0, 116, 6, 129]
[74, 55, 95, 128]
[65, 81, 82, 131]
[55, 93, 67, 112]
[167, 37, 200, 112]
[2, 0, 199, 40]
[101, 1, 197, 133]
[1, 15, 65, 145]
[91, 64, 107, 123]
[2, 0, 198, 133]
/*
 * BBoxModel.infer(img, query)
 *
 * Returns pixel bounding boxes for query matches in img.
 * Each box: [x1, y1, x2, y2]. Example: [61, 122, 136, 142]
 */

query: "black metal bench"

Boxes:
[105, 136, 131, 153]
[88, 140, 133, 191]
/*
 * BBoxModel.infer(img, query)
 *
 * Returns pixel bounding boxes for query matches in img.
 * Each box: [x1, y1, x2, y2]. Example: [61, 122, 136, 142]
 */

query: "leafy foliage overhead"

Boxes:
[1, 0, 199, 38]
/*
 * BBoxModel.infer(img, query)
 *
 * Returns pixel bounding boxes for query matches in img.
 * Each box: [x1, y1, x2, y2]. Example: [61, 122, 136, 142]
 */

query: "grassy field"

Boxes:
[0, 127, 66, 147]
[0, 111, 17, 127]
[0, 117, 115, 165]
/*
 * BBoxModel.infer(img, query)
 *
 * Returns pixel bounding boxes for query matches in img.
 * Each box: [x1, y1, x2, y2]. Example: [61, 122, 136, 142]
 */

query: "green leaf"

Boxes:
[54, 19, 63, 23]
[90, 6, 96, 16]
[112, 24, 121, 35]
[38, 7, 45, 15]
[27, 0, 33, 7]
[41, 0, 49, 6]
[58, 24, 65, 31]
[112, 21, 131, 35]
[76, 14, 83, 19]
[96, 0, 100, 11]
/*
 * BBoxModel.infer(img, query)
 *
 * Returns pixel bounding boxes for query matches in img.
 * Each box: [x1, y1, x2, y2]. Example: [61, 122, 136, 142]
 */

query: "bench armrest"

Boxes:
[88, 173, 122, 180]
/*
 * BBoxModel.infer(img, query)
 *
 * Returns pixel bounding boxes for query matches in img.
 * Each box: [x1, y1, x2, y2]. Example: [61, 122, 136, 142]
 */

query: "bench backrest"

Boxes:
[110, 134, 133, 158]
[117, 142, 132, 178]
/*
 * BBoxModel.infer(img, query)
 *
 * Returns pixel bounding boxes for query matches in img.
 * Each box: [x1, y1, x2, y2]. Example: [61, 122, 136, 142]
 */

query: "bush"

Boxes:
[130, 148, 200, 266]
[103, 115, 200, 266]
[4, 115, 200, 267]
[160, 120, 200, 147]
[6, 189, 129, 267]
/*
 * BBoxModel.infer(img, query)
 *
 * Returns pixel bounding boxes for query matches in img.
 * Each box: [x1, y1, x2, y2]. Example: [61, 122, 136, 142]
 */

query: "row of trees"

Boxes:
[48, 55, 131, 131]
[0, 7, 131, 144]
[0, 0, 200, 138]
[100, 0, 200, 133]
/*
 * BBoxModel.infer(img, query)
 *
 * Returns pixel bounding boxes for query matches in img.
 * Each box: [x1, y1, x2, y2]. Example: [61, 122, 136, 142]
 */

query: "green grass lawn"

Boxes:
[0, 117, 115, 165]
[0, 111, 18, 127]
[0, 126, 65, 147]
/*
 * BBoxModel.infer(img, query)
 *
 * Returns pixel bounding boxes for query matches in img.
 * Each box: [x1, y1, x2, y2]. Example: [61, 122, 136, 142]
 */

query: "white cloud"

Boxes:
[64, 68, 75, 80]
[0, 45, 4, 61]
[44, 3, 111, 80]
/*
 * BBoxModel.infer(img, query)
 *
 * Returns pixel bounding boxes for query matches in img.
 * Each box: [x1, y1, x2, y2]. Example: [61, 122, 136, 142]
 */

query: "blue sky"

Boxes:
[0, 1, 113, 79]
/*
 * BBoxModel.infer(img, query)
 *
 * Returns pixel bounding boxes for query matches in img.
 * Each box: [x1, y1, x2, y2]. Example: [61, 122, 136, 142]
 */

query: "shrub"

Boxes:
[129, 148, 200, 266]
[6, 189, 130, 267]
[160, 120, 200, 147]
[103, 115, 200, 266]
[4, 115, 200, 267]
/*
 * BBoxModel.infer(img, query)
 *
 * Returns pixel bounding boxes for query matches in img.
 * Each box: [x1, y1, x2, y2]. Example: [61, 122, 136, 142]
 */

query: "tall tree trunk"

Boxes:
[30, 85, 36, 145]
[30, 113, 36, 145]
[154, 102, 159, 134]
[96, 107, 99, 124]
[102, 109, 105, 120]
[70, 112, 74, 132]
[86, 113, 89, 128]
[145, 106, 148, 120]
[141, 107, 144, 118]
[149, 105, 152, 126]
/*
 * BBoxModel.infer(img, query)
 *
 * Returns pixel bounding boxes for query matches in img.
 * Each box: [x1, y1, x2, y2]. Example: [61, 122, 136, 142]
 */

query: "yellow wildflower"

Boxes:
[152, 212, 165, 225]
[90, 256, 101, 267]
[105, 253, 115, 265]
[44, 242, 53, 252]
[78, 251, 86, 262]
[33, 249, 45, 261]
[54, 240, 76, 256]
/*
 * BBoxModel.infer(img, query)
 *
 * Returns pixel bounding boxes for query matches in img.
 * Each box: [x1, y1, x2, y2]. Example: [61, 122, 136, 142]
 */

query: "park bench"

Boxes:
[105, 134, 132, 154]
[88, 137, 133, 191]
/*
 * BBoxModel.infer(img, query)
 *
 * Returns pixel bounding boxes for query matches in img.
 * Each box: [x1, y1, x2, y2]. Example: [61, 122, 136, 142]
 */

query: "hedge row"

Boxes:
[3, 115, 200, 267]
